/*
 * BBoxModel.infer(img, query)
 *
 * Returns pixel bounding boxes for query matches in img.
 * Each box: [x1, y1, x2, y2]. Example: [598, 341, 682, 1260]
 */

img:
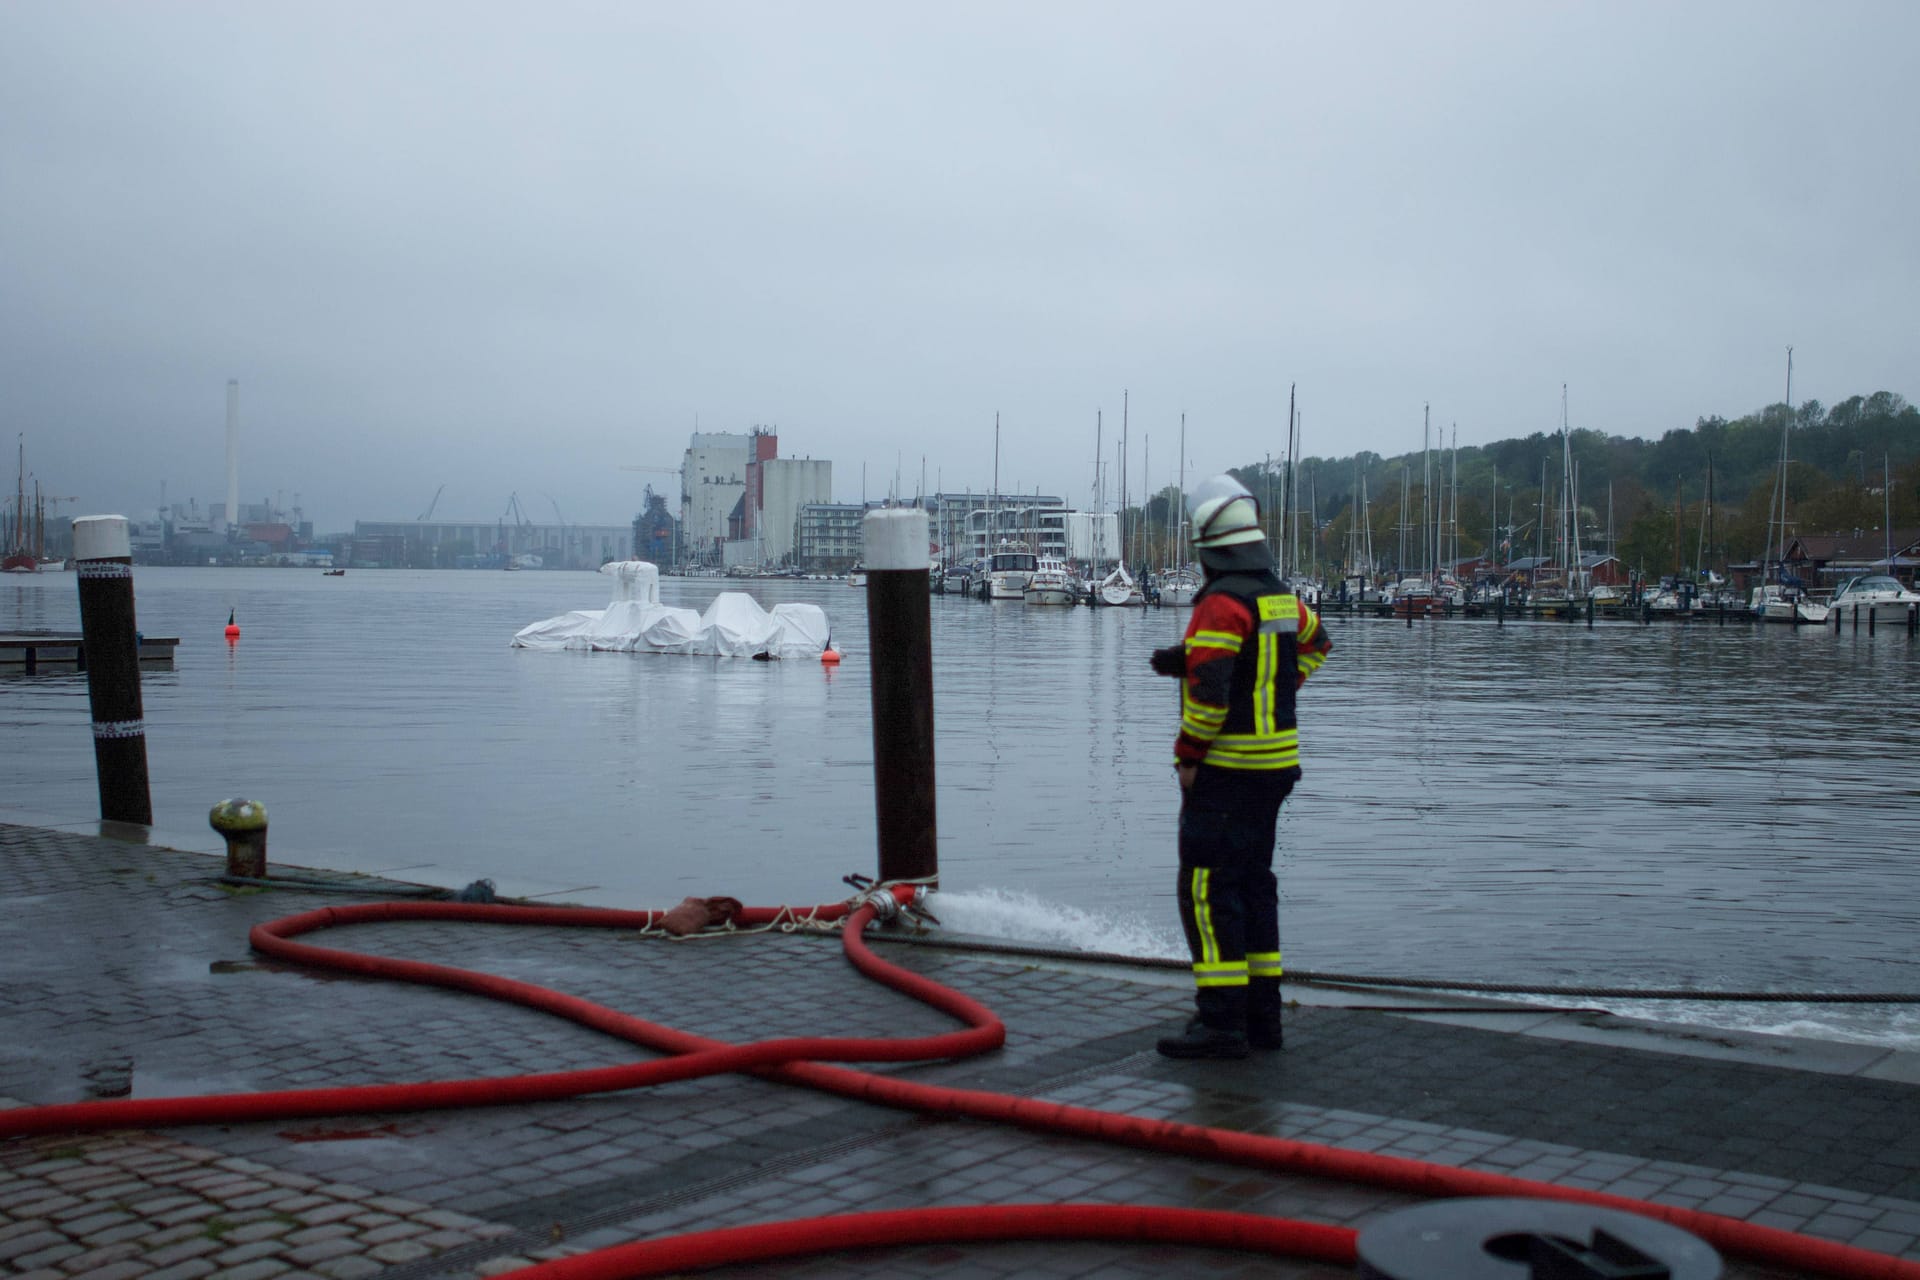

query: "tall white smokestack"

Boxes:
[225, 379, 240, 535]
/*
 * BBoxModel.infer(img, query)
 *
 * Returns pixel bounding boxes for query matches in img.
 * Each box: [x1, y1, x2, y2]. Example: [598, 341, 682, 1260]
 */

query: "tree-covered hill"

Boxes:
[1219, 391, 1920, 577]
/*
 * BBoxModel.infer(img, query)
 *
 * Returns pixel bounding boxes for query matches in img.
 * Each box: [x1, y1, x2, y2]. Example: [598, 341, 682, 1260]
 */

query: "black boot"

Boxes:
[1249, 979, 1283, 1050]
[1156, 1016, 1250, 1060]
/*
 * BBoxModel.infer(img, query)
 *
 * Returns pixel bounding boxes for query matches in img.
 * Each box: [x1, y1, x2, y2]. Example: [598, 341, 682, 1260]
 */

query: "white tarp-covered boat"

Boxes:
[511, 561, 831, 658]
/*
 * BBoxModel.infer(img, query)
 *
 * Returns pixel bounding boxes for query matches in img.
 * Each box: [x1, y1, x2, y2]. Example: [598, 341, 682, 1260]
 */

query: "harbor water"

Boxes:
[5, 566, 1920, 1048]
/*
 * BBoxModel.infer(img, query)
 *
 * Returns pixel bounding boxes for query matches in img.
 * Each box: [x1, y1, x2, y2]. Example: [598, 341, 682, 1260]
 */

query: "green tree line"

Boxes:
[1113, 391, 1919, 579]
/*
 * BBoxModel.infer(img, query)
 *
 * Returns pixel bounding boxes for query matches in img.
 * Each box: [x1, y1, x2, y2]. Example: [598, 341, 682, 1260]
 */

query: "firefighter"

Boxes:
[1149, 475, 1331, 1058]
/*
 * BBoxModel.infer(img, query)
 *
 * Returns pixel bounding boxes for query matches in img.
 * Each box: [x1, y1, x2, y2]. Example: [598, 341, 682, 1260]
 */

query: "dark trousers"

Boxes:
[1176, 770, 1293, 1029]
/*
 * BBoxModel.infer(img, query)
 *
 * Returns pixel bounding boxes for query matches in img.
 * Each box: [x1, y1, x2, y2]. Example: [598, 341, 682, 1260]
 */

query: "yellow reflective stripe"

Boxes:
[1204, 757, 1300, 772]
[1191, 868, 1218, 965]
[1298, 649, 1327, 677]
[1188, 630, 1243, 652]
[1205, 730, 1300, 768]
[1181, 693, 1228, 722]
[1255, 631, 1277, 737]
[1248, 951, 1284, 979]
[1194, 967, 1249, 988]
[1181, 685, 1228, 739]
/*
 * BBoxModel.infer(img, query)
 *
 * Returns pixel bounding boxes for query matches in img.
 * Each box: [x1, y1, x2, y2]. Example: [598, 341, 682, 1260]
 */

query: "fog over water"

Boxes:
[5, 4, 1918, 529]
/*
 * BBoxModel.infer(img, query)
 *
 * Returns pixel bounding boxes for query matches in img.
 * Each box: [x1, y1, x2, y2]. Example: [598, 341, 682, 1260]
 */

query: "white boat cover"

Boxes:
[511, 561, 831, 658]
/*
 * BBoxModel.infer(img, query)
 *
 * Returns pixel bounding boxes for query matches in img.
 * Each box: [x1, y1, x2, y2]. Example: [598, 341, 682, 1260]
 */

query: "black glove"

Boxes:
[1149, 645, 1187, 677]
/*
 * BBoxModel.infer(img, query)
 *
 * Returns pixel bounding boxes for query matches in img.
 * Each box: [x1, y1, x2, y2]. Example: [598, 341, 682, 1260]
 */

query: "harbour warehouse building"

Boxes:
[348, 427, 1116, 572]
[349, 493, 1114, 574]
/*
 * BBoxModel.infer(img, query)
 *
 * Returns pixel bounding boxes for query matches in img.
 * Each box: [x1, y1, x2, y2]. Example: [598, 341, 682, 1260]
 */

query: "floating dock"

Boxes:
[0, 630, 179, 671]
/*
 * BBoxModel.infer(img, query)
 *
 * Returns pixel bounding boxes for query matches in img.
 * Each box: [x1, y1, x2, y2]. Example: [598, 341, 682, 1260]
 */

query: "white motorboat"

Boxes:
[1022, 556, 1078, 606]
[981, 542, 1036, 600]
[1829, 574, 1920, 624]
[1750, 581, 1829, 625]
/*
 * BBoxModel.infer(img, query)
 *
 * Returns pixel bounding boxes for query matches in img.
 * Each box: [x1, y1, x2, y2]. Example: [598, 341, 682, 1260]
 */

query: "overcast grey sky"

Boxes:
[4, 1, 1916, 531]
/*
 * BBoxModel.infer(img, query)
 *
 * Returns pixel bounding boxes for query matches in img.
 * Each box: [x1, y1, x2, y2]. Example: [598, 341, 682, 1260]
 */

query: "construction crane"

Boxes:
[419, 484, 445, 521]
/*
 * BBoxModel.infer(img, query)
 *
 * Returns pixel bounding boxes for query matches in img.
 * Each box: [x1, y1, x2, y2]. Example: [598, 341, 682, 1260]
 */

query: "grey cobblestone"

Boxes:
[147, 1236, 226, 1267]
[218, 1239, 297, 1267]
[284, 1237, 364, 1267]
[5, 822, 1920, 1278]
[311, 1259, 383, 1279]
[206, 1260, 293, 1280]
[144, 1262, 219, 1280]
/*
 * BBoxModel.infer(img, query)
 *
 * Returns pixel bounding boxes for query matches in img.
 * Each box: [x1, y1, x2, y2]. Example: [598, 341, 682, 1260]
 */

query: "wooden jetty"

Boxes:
[0, 630, 179, 673]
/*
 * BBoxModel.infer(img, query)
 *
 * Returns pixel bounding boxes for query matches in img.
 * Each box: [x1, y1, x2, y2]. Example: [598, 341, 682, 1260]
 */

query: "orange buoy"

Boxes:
[224, 608, 240, 642]
[820, 646, 841, 665]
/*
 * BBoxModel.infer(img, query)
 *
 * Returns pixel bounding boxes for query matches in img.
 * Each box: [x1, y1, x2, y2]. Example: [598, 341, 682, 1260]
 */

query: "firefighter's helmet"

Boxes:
[1187, 475, 1264, 549]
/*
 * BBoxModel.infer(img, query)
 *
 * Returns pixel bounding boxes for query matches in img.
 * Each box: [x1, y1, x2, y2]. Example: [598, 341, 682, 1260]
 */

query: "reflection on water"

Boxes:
[6, 568, 1920, 1046]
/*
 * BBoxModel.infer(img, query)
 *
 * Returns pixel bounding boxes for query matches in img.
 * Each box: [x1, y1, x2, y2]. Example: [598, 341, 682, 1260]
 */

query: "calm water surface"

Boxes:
[6, 567, 1919, 1046]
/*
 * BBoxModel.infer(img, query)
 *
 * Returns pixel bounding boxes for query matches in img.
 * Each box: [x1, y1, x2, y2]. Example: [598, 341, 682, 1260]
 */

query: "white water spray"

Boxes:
[927, 887, 1185, 961]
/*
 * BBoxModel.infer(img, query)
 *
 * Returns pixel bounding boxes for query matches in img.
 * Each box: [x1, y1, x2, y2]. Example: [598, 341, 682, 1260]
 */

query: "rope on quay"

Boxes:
[4, 887, 1917, 1280]
[859, 929, 1920, 1004]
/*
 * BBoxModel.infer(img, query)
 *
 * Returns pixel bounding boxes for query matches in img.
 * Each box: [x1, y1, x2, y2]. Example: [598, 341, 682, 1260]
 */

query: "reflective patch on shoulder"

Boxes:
[1257, 594, 1299, 632]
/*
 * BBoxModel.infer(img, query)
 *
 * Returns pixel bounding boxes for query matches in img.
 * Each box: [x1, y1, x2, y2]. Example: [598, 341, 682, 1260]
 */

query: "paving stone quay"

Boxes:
[4, 820, 1920, 1278]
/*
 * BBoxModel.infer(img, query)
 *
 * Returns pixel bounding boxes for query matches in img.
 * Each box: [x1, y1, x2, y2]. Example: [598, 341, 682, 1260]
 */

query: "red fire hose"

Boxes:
[495, 1204, 1360, 1279]
[1, 887, 1915, 1280]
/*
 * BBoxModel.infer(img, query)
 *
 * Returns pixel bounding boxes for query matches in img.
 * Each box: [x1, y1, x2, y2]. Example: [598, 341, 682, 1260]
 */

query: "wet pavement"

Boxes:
[4, 820, 1920, 1278]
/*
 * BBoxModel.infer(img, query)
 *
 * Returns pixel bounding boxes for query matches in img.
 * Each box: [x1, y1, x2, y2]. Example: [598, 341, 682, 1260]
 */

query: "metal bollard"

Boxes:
[210, 798, 268, 878]
[863, 509, 938, 889]
[74, 516, 153, 825]
[1853, 603, 1859, 631]
[1910, 603, 1918, 636]
[1870, 605, 1876, 634]
[1357, 1197, 1720, 1280]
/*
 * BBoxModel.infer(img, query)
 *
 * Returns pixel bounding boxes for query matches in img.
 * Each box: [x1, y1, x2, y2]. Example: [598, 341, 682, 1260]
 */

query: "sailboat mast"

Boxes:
[1771, 347, 1794, 576]
[1448, 423, 1459, 576]
[1098, 412, 1113, 568]
[1421, 405, 1431, 584]
[1176, 411, 1186, 570]
[1398, 466, 1410, 578]
[1120, 391, 1129, 568]
[1293, 408, 1304, 578]
[1309, 467, 1318, 580]
[1674, 476, 1683, 579]
[1281, 384, 1296, 578]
